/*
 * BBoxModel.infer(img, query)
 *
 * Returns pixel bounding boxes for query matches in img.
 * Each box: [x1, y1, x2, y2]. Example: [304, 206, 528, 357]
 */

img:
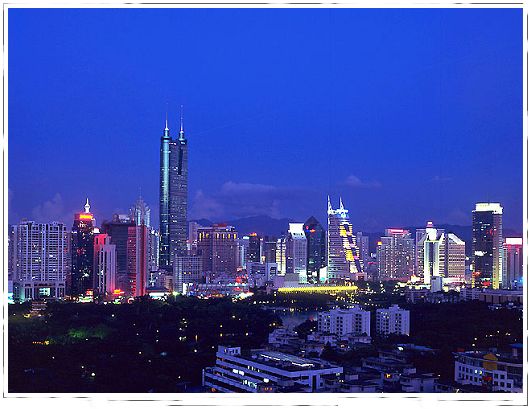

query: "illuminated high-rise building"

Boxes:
[286, 223, 308, 283]
[472, 203, 503, 289]
[304, 216, 326, 283]
[13, 220, 69, 301]
[415, 221, 466, 284]
[131, 195, 159, 274]
[377, 228, 415, 281]
[503, 238, 523, 289]
[355, 232, 370, 266]
[327, 197, 364, 282]
[159, 110, 188, 271]
[238, 235, 250, 269]
[71, 199, 96, 296]
[101, 214, 135, 293]
[248, 233, 261, 263]
[275, 236, 287, 275]
[148, 228, 160, 272]
[197, 224, 238, 276]
[188, 221, 202, 255]
[127, 225, 149, 297]
[94, 233, 117, 295]
[128, 196, 151, 296]
[262, 236, 278, 264]
[174, 255, 203, 294]
[131, 195, 151, 227]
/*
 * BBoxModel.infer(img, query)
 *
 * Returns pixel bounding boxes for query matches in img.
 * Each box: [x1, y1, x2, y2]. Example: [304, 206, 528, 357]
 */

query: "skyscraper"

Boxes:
[355, 232, 370, 266]
[127, 225, 149, 297]
[13, 221, 69, 301]
[415, 222, 466, 284]
[503, 238, 523, 289]
[238, 235, 250, 269]
[188, 221, 202, 255]
[101, 214, 135, 293]
[286, 223, 308, 284]
[327, 197, 364, 282]
[94, 233, 117, 296]
[197, 224, 238, 276]
[376, 228, 415, 281]
[174, 255, 203, 294]
[131, 196, 151, 227]
[248, 233, 262, 263]
[159, 110, 188, 271]
[71, 199, 96, 296]
[472, 203, 503, 289]
[131, 195, 159, 274]
[262, 236, 278, 264]
[304, 216, 326, 283]
[275, 236, 287, 275]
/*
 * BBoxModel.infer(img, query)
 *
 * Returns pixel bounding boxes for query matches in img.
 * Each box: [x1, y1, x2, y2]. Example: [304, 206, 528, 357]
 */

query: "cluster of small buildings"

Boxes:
[202, 339, 523, 393]
[265, 305, 409, 357]
[202, 303, 522, 393]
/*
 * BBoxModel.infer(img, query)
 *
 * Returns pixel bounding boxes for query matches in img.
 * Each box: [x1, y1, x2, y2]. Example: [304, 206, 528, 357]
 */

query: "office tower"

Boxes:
[148, 228, 160, 272]
[262, 236, 277, 263]
[247, 233, 261, 263]
[275, 236, 287, 275]
[415, 221, 443, 284]
[101, 214, 135, 293]
[377, 228, 415, 281]
[503, 238, 523, 289]
[327, 197, 364, 281]
[130, 196, 150, 296]
[13, 221, 69, 301]
[174, 255, 203, 294]
[472, 203, 503, 289]
[375, 305, 410, 336]
[442, 232, 466, 281]
[159, 111, 188, 271]
[304, 216, 326, 283]
[318, 306, 371, 337]
[197, 224, 238, 276]
[237, 236, 250, 269]
[188, 221, 202, 255]
[285, 223, 308, 283]
[131, 196, 151, 227]
[71, 199, 96, 296]
[8, 225, 14, 281]
[247, 262, 278, 287]
[127, 225, 148, 297]
[94, 234, 117, 295]
[356, 232, 370, 266]
[131, 195, 159, 274]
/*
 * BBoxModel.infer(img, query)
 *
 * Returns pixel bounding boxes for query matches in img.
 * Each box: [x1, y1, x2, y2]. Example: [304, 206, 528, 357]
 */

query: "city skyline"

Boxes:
[8, 8, 523, 232]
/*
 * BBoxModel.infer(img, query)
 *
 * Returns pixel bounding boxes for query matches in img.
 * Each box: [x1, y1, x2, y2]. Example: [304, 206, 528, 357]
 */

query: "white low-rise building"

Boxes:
[318, 305, 371, 337]
[375, 305, 410, 336]
[203, 346, 343, 393]
[454, 347, 523, 393]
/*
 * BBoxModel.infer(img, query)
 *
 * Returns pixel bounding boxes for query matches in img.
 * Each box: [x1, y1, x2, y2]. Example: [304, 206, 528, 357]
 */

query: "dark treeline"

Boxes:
[9, 297, 280, 393]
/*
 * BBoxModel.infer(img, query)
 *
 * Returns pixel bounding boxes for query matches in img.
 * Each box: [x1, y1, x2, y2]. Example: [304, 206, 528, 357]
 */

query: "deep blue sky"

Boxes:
[9, 8, 523, 232]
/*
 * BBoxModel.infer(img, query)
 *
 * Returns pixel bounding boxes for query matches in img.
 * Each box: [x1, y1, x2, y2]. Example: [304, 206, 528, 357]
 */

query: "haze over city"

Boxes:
[8, 8, 523, 232]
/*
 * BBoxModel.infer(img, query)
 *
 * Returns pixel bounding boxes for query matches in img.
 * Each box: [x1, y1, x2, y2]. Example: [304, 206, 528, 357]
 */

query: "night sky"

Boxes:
[8, 8, 523, 232]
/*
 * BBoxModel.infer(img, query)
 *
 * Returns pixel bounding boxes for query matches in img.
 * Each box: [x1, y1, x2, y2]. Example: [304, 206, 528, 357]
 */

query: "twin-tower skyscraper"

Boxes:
[159, 109, 188, 271]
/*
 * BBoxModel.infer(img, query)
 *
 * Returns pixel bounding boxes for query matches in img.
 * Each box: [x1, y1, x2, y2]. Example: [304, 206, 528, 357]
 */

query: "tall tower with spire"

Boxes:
[159, 107, 188, 271]
[70, 199, 96, 296]
[327, 196, 365, 282]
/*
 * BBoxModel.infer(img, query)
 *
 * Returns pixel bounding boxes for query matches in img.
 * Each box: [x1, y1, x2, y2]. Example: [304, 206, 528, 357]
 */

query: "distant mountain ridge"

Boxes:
[190, 216, 522, 256]
[190, 215, 296, 237]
